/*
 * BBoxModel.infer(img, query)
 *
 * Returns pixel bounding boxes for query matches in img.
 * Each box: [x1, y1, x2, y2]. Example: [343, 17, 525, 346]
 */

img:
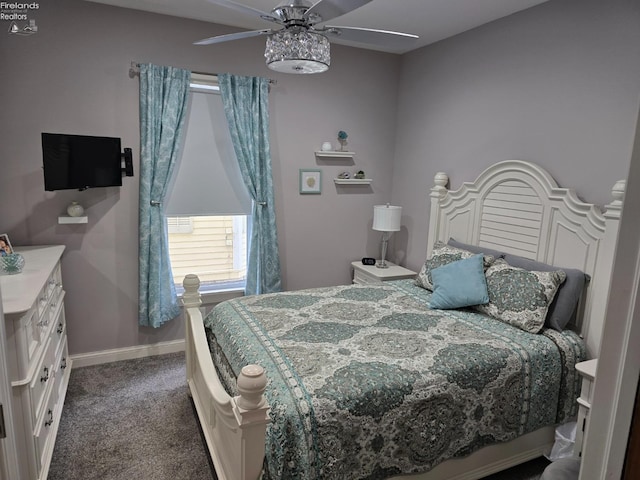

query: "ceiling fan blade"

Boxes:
[194, 29, 272, 46]
[204, 0, 282, 23]
[305, 0, 373, 24]
[321, 25, 419, 49]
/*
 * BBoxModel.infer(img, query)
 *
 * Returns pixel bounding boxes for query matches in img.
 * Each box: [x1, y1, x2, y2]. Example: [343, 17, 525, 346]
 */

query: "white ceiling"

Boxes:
[85, 0, 550, 54]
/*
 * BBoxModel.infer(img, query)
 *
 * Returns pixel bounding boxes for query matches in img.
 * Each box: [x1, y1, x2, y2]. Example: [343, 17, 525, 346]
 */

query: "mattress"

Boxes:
[204, 279, 585, 479]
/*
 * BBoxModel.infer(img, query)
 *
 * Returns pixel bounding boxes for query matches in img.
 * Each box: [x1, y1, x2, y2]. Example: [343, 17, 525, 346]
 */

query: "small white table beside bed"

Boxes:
[182, 160, 624, 480]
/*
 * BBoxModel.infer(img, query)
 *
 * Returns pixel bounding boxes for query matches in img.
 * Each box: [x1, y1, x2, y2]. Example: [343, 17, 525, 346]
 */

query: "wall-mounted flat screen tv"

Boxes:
[42, 133, 124, 191]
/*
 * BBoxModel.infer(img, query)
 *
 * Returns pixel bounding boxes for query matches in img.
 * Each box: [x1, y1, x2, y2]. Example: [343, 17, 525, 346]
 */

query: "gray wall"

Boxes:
[391, 0, 640, 272]
[0, 0, 400, 355]
[2, 0, 639, 357]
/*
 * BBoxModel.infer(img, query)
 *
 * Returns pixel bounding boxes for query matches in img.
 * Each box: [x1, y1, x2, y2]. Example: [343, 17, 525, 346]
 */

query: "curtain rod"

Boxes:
[128, 62, 277, 85]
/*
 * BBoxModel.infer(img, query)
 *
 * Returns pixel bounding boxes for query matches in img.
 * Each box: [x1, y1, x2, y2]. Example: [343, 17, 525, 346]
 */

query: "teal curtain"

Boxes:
[219, 73, 282, 295]
[138, 64, 191, 327]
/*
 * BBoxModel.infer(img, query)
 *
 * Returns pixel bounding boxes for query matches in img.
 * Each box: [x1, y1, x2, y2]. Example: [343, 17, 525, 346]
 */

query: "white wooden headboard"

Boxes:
[427, 160, 625, 358]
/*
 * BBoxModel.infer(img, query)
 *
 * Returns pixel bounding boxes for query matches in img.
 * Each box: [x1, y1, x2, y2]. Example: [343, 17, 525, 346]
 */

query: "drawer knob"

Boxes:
[61, 358, 67, 370]
[44, 410, 54, 427]
[57, 323, 64, 334]
[40, 367, 49, 383]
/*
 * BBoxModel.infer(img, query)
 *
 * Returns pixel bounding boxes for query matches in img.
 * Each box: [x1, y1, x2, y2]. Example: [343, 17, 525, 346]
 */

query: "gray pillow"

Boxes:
[503, 254, 588, 332]
[447, 238, 506, 259]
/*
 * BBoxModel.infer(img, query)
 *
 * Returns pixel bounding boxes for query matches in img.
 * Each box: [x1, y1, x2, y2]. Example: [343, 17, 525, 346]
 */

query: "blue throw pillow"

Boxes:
[429, 254, 490, 309]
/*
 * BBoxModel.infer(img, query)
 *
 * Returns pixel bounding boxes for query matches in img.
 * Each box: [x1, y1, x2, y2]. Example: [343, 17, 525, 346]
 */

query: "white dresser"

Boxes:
[1, 245, 72, 479]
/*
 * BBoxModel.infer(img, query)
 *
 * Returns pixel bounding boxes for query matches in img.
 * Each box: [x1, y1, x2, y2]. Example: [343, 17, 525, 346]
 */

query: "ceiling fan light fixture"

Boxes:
[265, 29, 330, 74]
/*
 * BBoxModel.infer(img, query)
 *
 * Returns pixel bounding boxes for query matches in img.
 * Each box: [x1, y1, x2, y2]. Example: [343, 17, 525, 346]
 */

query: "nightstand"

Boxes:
[351, 261, 417, 284]
[574, 358, 597, 458]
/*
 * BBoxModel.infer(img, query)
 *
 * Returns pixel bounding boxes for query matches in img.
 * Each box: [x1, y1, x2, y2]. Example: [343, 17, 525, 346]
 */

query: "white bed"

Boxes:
[182, 160, 625, 480]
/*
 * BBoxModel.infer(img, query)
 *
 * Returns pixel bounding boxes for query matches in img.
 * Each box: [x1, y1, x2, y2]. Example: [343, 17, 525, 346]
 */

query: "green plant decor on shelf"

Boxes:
[337, 130, 348, 151]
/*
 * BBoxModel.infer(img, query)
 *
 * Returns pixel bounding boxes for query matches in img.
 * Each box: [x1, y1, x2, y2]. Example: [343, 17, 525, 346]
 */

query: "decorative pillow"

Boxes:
[415, 241, 495, 291]
[474, 259, 567, 334]
[448, 239, 588, 331]
[447, 238, 506, 260]
[503, 254, 589, 331]
[429, 254, 490, 309]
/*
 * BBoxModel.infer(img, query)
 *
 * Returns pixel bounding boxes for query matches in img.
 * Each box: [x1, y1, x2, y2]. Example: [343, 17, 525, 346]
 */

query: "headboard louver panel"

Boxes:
[479, 181, 542, 257]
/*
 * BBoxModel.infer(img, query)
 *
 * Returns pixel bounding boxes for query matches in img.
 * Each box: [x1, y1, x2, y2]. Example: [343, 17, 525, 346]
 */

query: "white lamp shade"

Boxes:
[373, 205, 402, 232]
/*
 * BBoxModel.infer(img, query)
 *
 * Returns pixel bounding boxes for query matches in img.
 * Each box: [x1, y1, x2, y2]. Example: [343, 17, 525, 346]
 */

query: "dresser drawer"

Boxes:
[36, 284, 50, 325]
[28, 336, 56, 426]
[34, 385, 58, 476]
[54, 337, 69, 404]
[353, 269, 381, 284]
[37, 263, 62, 316]
[53, 312, 67, 359]
[6, 307, 42, 382]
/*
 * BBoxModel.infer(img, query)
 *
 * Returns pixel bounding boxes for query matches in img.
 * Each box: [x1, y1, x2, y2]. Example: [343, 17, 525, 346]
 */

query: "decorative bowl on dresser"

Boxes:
[0, 245, 72, 479]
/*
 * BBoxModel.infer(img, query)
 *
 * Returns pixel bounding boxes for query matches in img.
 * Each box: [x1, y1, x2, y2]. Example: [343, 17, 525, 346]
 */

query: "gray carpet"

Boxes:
[49, 352, 548, 479]
[48, 352, 215, 480]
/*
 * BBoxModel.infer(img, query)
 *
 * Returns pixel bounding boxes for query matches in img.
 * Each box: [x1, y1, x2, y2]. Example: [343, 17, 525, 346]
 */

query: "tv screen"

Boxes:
[42, 133, 123, 191]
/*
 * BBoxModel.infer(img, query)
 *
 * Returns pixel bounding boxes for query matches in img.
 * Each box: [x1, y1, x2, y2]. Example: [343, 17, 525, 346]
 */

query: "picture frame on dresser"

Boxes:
[0, 234, 12, 256]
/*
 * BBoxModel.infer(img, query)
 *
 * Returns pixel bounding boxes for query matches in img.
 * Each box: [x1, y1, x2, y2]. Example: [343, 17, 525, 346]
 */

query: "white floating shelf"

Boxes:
[58, 215, 88, 224]
[314, 151, 355, 159]
[334, 178, 372, 185]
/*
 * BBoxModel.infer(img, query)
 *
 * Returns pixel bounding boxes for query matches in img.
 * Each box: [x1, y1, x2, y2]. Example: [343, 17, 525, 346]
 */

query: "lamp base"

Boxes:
[377, 234, 391, 268]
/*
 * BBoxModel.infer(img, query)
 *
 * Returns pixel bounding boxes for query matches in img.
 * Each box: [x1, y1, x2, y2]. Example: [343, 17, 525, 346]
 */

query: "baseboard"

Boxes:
[70, 339, 186, 368]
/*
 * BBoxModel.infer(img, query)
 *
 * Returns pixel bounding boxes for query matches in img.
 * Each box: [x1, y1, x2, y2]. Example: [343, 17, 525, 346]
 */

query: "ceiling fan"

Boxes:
[194, 0, 419, 74]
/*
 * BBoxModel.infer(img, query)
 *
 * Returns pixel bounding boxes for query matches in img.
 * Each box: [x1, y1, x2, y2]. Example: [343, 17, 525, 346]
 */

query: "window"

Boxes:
[167, 214, 247, 291]
[166, 75, 252, 294]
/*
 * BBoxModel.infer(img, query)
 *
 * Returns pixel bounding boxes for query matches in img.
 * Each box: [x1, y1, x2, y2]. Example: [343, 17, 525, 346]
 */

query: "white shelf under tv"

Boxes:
[58, 216, 88, 224]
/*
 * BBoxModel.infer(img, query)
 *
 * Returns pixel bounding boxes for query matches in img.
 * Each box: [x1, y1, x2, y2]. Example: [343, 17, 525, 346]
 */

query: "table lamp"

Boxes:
[372, 204, 402, 268]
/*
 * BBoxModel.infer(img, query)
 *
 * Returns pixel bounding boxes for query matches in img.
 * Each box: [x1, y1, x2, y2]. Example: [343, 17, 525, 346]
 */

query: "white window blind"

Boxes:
[165, 80, 252, 216]
[166, 216, 193, 234]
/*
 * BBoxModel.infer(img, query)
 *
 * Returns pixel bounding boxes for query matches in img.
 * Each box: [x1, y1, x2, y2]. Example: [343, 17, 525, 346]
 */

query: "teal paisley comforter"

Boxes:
[203, 279, 585, 480]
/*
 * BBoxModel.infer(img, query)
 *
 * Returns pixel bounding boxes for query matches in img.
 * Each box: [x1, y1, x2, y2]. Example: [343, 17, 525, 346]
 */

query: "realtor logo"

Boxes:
[8, 18, 36, 35]
[2, 2, 39, 35]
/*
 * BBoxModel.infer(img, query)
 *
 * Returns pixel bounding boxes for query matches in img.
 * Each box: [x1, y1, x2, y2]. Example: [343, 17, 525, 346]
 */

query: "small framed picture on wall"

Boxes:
[0, 233, 13, 256]
[299, 169, 322, 194]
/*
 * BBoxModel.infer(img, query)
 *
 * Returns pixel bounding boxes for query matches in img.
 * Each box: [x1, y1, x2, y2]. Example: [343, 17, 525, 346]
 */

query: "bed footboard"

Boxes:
[182, 274, 271, 480]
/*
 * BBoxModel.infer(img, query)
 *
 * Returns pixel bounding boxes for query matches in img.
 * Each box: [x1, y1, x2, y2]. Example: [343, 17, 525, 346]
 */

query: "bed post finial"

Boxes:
[606, 179, 626, 215]
[427, 172, 449, 258]
[182, 274, 202, 308]
[236, 365, 268, 410]
[433, 172, 449, 195]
